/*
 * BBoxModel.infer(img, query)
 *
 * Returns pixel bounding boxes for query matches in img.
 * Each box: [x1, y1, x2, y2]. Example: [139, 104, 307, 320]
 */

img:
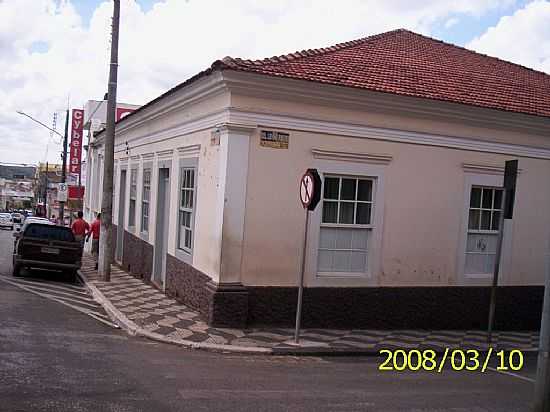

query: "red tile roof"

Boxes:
[214, 29, 550, 119]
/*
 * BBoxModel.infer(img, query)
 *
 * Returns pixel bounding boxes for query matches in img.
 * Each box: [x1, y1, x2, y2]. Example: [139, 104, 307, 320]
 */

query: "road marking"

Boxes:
[8, 281, 97, 303]
[486, 366, 535, 383]
[0, 275, 119, 329]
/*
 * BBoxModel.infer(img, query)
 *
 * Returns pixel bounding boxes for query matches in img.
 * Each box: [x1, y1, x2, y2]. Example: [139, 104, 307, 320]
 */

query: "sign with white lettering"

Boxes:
[69, 109, 84, 176]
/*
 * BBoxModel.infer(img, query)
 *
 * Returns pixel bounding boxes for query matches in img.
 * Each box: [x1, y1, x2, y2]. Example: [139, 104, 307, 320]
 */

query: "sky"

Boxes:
[1, 0, 550, 165]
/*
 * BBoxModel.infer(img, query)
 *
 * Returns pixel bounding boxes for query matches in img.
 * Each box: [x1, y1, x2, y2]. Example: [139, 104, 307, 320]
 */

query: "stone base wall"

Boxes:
[121, 230, 153, 282]
[165, 253, 210, 314]
[140, 252, 544, 330]
[247, 286, 544, 330]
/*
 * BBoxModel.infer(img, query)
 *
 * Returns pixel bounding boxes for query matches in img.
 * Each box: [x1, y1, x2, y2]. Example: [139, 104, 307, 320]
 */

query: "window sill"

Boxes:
[465, 273, 492, 279]
[316, 271, 370, 279]
[175, 248, 192, 265]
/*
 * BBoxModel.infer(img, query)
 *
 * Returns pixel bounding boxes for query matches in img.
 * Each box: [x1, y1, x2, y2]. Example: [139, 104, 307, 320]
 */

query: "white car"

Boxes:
[0, 213, 14, 230]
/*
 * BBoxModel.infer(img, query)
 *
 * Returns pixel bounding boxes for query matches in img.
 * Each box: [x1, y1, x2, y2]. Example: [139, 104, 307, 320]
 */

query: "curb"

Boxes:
[77, 268, 274, 355]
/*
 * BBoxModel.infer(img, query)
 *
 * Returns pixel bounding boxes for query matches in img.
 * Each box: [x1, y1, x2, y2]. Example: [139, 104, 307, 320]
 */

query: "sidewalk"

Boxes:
[79, 255, 540, 355]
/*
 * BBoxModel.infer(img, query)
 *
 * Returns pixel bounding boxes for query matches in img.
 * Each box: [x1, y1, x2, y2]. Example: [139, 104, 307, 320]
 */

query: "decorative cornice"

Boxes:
[156, 149, 174, 159]
[215, 122, 257, 134]
[141, 153, 154, 160]
[462, 163, 523, 175]
[130, 155, 140, 162]
[227, 109, 550, 160]
[177, 144, 201, 157]
[103, 108, 550, 161]
[312, 148, 392, 165]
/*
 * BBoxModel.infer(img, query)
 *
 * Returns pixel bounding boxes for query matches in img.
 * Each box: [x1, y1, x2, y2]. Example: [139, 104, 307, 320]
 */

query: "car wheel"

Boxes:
[12, 263, 22, 277]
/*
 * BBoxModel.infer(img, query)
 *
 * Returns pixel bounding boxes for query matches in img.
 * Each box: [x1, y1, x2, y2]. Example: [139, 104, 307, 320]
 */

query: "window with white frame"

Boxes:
[141, 168, 151, 233]
[178, 167, 196, 253]
[465, 186, 503, 275]
[128, 168, 137, 228]
[317, 176, 374, 275]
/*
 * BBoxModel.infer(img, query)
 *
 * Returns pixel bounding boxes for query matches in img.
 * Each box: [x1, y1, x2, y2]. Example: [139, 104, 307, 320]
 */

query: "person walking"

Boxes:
[71, 211, 89, 250]
[86, 213, 101, 270]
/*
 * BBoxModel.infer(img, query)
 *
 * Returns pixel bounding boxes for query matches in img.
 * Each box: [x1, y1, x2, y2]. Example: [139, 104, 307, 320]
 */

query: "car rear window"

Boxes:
[24, 224, 75, 242]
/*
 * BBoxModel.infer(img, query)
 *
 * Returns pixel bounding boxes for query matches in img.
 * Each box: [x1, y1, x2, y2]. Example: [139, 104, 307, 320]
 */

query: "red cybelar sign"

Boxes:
[69, 109, 84, 176]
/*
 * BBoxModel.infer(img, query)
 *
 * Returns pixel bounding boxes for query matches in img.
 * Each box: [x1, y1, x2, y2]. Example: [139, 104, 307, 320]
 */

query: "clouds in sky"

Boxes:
[0, 0, 548, 164]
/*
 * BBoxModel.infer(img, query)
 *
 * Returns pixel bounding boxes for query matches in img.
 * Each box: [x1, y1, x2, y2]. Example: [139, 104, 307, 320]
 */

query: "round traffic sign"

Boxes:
[300, 171, 315, 208]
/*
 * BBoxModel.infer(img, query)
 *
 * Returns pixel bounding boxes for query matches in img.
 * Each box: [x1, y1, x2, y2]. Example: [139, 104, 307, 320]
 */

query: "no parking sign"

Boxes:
[299, 169, 321, 211]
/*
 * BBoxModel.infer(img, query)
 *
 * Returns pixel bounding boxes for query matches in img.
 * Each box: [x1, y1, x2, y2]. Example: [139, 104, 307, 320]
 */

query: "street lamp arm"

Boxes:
[16, 110, 64, 138]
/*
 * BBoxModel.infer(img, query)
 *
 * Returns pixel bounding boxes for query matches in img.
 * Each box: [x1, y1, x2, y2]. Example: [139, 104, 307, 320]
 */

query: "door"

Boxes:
[153, 168, 170, 288]
[116, 170, 126, 263]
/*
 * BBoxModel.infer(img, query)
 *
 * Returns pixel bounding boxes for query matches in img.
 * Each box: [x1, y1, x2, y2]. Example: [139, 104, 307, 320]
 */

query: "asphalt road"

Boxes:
[0, 227, 539, 412]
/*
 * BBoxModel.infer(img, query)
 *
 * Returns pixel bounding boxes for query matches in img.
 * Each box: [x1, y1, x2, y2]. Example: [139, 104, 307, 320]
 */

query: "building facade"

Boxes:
[0, 164, 36, 211]
[86, 30, 550, 329]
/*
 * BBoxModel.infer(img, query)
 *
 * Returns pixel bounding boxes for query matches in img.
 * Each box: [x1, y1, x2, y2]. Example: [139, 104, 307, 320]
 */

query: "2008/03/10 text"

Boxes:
[378, 348, 524, 372]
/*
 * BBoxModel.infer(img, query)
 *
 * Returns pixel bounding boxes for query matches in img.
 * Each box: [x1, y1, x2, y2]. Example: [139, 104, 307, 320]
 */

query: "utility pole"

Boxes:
[58, 109, 69, 224]
[98, 0, 120, 282]
[44, 162, 49, 217]
[534, 272, 550, 411]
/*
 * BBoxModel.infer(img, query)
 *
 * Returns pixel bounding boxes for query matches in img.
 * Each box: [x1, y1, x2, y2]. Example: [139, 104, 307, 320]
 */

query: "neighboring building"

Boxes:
[34, 163, 63, 218]
[0, 164, 36, 211]
[86, 29, 550, 329]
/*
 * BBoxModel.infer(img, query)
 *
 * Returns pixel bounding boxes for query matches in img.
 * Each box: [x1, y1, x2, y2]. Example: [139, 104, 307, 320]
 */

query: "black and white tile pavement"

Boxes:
[80, 256, 540, 353]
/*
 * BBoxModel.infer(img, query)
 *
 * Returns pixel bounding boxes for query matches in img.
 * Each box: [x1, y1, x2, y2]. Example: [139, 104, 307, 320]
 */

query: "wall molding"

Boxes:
[100, 108, 550, 161]
[156, 149, 174, 160]
[312, 148, 392, 165]
[177, 144, 201, 157]
[462, 162, 523, 175]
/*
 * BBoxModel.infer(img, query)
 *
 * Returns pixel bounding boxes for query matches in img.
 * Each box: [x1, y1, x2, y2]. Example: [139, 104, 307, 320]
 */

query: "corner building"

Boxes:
[86, 29, 550, 329]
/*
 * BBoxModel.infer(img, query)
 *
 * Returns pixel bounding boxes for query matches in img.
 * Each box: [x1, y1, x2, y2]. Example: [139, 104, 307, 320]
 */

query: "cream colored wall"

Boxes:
[240, 125, 550, 288]
[107, 89, 231, 283]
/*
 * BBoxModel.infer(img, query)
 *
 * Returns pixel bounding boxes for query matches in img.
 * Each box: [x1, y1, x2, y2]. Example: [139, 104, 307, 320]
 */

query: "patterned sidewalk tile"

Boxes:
[80, 255, 540, 352]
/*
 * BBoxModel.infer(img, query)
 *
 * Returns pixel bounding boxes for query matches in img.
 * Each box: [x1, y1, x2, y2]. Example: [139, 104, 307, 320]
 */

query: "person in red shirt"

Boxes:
[71, 211, 90, 250]
[86, 213, 101, 270]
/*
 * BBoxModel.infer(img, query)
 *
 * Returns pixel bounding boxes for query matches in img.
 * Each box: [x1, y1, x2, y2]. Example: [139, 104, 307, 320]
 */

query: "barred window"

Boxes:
[141, 168, 151, 232]
[178, 168, 195, 252]
[318, 176, 374, 275]
[128, 168, 137, 227]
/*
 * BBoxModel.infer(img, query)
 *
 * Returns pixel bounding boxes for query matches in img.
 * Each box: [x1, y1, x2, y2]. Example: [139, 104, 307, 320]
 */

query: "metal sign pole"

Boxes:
[487, 189, 506, 344]
[294, 209, 310, 343]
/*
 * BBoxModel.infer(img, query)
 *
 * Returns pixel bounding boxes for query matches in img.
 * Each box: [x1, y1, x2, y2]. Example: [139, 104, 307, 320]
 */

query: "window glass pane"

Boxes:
[178, 213, 185, 249]
[334, 229, 352, 249]
[333, 250, 351, 272]
[481, 210, 491, 230]
[339, 202, 355, 224]
[322, 201, 338, 223]
[494, 190, 503, 210]
[465, 253, 488, 275]
[323, 178, 339, 200]
[468, 210, 480, 230]
[317, 250, 333, 272]
[185, 229, 192, 249]
[190, 170, 195, 188]
[357, 180, 372, 201]
[482, 188, 493, 209]
[341, 179, 356, 200]
[351, 229, 368, 250]
[470, 187, 481, 208]
[356, 203, 371, 225]
[492, 211, 501, 231]
[350, 251, 367, 272]
[319, 227, 336, 249]
[188, 189, 194, 208]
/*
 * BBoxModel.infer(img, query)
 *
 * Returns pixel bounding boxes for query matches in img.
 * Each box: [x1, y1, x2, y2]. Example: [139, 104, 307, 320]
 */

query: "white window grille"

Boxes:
[128, 168, 137, 227]
[318, 176, 374, 275]
[465, 186, 503, 275]
[141, 168, 151, 232]
[178, 168, 195, 253]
